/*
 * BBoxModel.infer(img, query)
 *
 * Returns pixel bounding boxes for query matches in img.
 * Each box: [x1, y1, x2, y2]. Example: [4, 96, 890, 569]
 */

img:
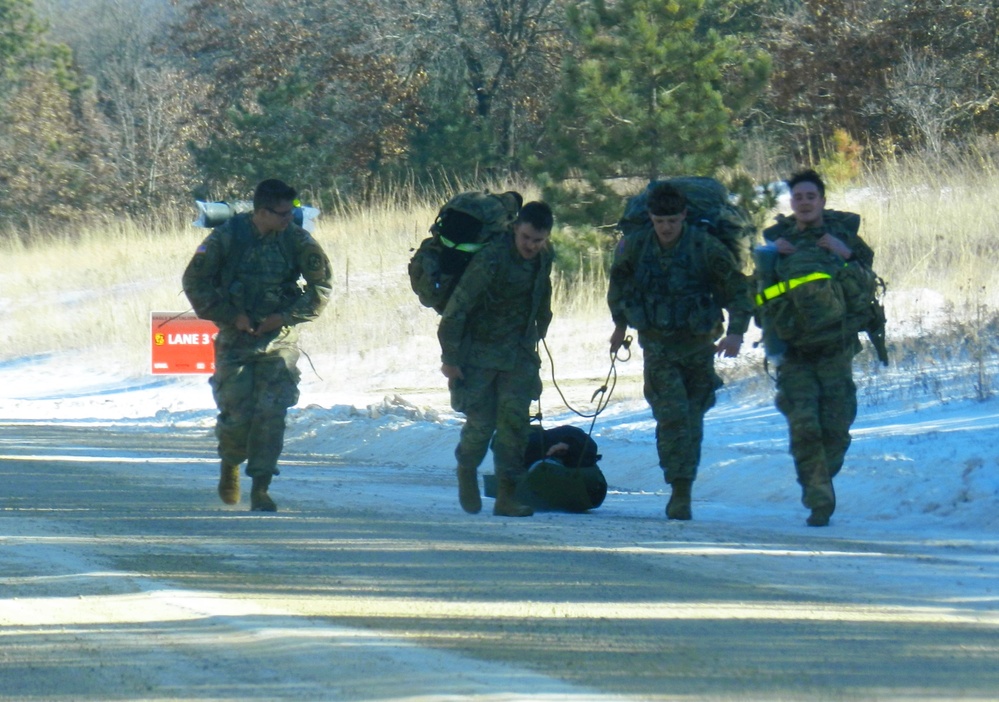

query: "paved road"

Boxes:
[1, 421, 997, 701]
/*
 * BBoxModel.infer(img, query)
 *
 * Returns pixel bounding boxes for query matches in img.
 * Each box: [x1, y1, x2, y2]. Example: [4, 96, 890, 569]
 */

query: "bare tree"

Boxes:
[36, 0, 197, 210]
[889, 47, 995, 156]
[426, 0, 568, 170]
[96, 64, 199, 207]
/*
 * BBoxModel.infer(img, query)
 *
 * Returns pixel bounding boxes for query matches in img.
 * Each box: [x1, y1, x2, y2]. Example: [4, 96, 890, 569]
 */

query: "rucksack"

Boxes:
[209, 213, 301, 308]
[484, 425, 607, 512]
[408, 190, 522, 313]
[523, 425, 602, 468]
[756, 210, 888, 364]
[517, 459, 608, 512]
[618, 176, 757, 270]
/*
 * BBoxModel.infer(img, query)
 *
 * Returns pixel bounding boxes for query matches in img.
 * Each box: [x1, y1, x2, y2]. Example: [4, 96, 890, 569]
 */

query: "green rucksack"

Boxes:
[517, 459, 608, 513]
[483, 425, 608, 513]
[618, 176, 757, 270]
[756, 211, 888, 364]
[408, 190, 522, 313]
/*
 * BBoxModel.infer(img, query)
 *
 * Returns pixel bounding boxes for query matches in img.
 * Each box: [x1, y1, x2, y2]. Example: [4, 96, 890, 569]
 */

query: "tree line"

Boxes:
[2, 0, 998, 230]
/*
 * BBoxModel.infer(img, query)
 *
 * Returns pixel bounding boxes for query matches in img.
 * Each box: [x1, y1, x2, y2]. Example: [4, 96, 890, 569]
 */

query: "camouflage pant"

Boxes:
[775, 350, 857, 512]
[451, 361, 542, 480]
[643, 346, 721, 484]
[210, 332, 301, 479]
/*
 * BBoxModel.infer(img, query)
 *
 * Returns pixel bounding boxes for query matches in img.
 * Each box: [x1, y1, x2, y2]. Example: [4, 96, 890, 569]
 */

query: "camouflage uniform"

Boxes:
[182, 213, 332, 480]
[608, 224, 751, 485]
[762, 217, 874, 519]
[438, 233, 553, 486]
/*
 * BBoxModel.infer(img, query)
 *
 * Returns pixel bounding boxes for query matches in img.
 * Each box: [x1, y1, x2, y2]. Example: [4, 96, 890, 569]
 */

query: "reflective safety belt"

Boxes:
[439, 235, 485, 253]
[755, 271, 832, 306]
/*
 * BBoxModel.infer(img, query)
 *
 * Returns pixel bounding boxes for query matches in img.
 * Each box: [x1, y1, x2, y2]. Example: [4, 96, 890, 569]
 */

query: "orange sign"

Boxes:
[151, 312, 219, 374]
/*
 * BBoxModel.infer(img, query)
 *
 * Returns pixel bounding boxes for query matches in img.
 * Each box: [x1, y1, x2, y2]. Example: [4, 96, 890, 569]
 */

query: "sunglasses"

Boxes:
[265, 207, 295, 218]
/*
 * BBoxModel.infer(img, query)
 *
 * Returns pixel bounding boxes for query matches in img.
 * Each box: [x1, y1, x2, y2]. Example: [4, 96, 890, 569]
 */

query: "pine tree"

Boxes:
[0, 0, 100, 227]
[535, 0, 769, 228]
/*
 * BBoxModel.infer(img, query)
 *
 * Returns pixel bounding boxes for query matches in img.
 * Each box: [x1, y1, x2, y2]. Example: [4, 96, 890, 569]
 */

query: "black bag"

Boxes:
[485, 425, 607, 512]
[408, 190, 522, 313]
[524, 425, 601, 468]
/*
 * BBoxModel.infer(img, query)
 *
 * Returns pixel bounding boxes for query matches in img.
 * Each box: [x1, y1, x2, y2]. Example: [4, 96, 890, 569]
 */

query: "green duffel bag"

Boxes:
[484, 458, 607, 513]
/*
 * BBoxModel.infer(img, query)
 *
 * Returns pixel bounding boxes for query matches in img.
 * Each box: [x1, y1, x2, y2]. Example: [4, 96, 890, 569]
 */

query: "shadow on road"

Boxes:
[2, 422, 997, 700]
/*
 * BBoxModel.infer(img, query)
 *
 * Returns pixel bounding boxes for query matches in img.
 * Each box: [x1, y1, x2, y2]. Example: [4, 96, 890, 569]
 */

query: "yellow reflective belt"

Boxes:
[755, 271, 832, 306]
[440, 235, 485, 253]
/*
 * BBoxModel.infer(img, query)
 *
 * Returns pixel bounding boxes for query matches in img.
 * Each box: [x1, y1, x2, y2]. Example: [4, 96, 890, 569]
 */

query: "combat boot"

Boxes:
[666, 479, 693, 520]
[493, 476, 533, 517]
[456, 465, 482, 514]
[803, 482, 834, 527]
[806, 505, 833, 527]
[250, 475, 277, 512]
[218, 462, 240, 505]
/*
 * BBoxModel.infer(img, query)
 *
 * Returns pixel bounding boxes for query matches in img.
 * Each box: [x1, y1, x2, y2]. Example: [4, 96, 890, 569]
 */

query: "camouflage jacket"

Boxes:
[608, 223, 751, 355]
[437, 232, 553, 371]
[762, 211, 875, 271]
[182, 213, 333, 335]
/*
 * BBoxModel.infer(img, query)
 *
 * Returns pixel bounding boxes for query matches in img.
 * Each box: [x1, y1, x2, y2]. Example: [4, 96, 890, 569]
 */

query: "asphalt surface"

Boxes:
[1, 421, 997, 701]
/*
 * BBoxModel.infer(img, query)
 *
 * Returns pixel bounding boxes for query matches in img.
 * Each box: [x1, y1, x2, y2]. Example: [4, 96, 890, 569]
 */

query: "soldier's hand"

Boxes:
[774, 237, 796, 255]
[253, 313, 284, 336]
[817, 233, 852, 260]
[234, 313, 255, 333]
[609, 325, 628, 354]
[441, 363, 464, 381]
[715, 334, 743, 358]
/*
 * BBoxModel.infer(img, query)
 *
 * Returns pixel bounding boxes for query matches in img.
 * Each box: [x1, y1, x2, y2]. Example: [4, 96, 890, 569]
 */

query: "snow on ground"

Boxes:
[2, 346, 996, 540]
[1, 343, 998, 699]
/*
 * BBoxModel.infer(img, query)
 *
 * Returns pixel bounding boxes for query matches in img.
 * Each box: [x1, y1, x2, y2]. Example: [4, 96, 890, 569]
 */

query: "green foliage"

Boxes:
[0, 0, 45, 79]
[174, 0, 425, 199]
[9, 0, 999, 225]
[550, 225, 614, 282]
[535, 0, 770, 228]
[191, 78, 344, 197]
[0, 0, 103, 227]
[716, 165, 775, 231]
[417, 0, 569, 177]
[404, 74, 497, 181]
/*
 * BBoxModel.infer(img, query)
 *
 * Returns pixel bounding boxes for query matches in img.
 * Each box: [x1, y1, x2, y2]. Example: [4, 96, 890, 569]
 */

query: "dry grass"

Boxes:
[2, 159, 998, 406]
[847, 154, 999, 307]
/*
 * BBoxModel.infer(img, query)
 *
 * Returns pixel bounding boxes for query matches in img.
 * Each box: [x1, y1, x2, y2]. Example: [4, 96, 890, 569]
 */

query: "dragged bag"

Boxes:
[517, 459, 607, 513]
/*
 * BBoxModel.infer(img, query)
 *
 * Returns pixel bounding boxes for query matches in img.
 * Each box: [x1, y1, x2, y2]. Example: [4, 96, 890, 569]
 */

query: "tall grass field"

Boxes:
[2, 156, 997, 411]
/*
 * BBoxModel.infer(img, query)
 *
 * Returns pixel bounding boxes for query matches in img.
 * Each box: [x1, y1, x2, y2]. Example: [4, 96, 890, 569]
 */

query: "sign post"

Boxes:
[150, 312, 219, 374]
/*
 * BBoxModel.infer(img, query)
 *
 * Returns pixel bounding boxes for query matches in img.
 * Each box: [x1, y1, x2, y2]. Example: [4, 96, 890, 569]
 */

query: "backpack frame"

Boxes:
[409, 190, 522, 313]
[617, 176, 757, 270]
[757, 210, 889, 364]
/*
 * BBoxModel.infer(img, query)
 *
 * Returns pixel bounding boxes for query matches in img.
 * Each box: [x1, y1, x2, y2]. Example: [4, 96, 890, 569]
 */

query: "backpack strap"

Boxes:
[526, 248, 554, 339]
[754, 270, 836, 307]
[220, 214, 300, 292]
[219, 213, 254, 294]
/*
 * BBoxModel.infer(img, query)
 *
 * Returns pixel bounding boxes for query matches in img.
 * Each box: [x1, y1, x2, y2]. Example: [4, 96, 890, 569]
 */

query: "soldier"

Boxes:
[182, 179, 332, 512]
[608, 183, 752, 520]
[761, 169, 875, 527]
[439, 201, 554, 517]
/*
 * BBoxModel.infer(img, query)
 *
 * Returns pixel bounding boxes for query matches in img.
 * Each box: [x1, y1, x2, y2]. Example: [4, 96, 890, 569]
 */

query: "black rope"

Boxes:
[299, 346, 323, 381]
[536, 335, 632, 464]
[155, 307, 195, 328]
